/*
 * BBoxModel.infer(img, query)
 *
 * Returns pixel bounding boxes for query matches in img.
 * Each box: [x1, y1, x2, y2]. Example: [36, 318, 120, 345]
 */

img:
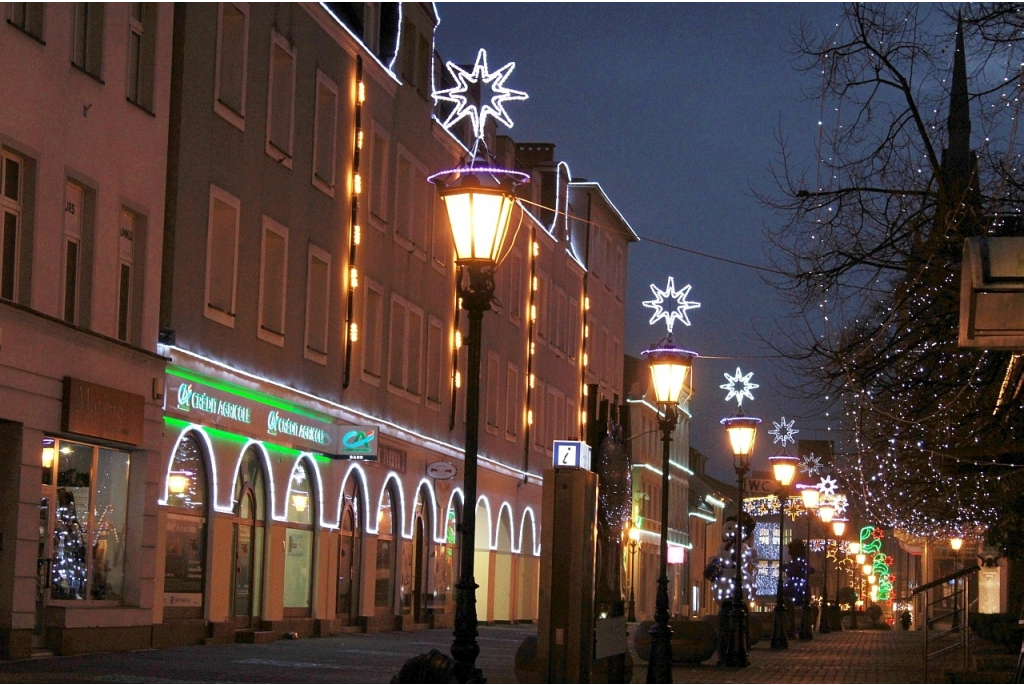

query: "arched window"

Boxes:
[374, 487, 396, 611]
[411, 485, 432, 623]
[337, 476, 362, 624]
[443, 499, 461, 611]
[230, 446, 266, 622]
[163, 433, 208, 619]
[283, 462, 315, 616]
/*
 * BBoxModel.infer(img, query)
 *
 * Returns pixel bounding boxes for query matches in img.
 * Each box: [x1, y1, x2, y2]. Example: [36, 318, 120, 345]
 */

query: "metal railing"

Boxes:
[911, 564, 980, 683]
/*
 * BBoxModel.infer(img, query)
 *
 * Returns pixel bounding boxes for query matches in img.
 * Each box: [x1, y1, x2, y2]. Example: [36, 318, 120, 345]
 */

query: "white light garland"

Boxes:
[642, 277, 701, 333]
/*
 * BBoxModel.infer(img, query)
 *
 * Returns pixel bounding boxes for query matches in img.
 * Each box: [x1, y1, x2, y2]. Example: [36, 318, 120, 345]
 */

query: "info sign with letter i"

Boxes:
[552, 440, 591, 470]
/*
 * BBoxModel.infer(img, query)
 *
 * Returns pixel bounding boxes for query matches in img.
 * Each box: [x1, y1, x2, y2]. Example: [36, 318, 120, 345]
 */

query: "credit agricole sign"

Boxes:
[167, 366, 377, 460]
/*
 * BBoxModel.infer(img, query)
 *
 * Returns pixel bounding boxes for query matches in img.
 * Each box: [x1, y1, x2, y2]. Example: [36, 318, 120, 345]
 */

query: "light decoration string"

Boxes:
[859, 525, 894, 601]
[522, 228, 540, 460]
[721, 367, 758, 407]
[448, 270, 462, 431]
[580, 246, 591, 433]
[642, 277, 700, 333]
[342, 56, 364, 389]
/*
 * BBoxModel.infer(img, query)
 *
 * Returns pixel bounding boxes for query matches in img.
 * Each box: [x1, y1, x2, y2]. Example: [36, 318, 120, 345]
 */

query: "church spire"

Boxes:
[947, 13, 971, 158]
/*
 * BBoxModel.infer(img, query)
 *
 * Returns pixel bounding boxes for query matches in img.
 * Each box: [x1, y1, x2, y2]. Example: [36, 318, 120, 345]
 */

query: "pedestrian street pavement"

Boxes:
[0, 623, 954, 683]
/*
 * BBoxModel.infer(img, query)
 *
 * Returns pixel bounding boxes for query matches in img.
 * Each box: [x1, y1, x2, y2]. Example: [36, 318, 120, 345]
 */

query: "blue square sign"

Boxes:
[552, 440, 591, 470]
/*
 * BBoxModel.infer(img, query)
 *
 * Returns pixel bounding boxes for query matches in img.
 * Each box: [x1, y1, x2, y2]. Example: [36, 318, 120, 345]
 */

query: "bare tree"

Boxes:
[759, 3, 1024, 538]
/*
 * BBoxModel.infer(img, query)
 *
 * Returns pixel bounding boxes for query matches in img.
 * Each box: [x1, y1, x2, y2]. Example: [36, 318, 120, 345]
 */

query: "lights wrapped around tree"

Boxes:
[707, 517, 758, 602]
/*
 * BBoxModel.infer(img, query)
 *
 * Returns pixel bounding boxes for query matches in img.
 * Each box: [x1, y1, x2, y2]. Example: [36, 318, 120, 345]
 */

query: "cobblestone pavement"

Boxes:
[0, 625, 949, 683]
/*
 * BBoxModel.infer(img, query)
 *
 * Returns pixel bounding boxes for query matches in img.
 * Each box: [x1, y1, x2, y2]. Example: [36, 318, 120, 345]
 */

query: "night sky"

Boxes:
[434, 3, 847, 482]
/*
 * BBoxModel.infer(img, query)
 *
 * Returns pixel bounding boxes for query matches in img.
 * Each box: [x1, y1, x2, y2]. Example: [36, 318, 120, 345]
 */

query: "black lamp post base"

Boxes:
[717, 600, 750, 667]
[798, 603, 814, 640]
[819, 601, 832, 634]
[770, 603, 789, 649]
[647, 620, 674, 683]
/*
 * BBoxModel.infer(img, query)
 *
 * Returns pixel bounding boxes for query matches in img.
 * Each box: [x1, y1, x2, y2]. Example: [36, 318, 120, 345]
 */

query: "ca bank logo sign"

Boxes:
[341, 429, 376, 455]
[176, 383, 193, 410]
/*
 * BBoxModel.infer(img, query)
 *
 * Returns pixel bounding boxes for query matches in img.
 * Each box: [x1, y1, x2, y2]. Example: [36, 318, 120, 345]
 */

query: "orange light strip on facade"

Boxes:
[343, 56, 364, 389]
[579, 283, 590, 434]
[448, 267, 463, 431]
[521, 227, 539, 469]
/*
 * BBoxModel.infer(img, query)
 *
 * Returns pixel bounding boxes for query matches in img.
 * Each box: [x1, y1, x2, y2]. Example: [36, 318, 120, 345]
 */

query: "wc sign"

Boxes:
[745, 478, 780, 495]
[552, 440, 591, 471]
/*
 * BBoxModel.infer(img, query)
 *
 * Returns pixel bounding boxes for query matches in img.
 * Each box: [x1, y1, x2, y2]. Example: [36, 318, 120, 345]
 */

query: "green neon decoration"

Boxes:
[164, 416, 331, 464]
[167, 365, 331, 423]
[859, 525, 893, 600]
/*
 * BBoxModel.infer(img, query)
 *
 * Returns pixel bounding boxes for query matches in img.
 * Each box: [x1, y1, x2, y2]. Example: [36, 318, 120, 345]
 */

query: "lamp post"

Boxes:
[828, 517, 847, 633]
[628, 525, 641, 623]
[641, 335, 697, 684]
[950, 537, 963, 632]
[849, 542, 862, 630]
[431, 145, 528, 683]
[817, 503, 835, 634]
[718, 414, 761, 668]
[769, 453, 799, 650]
[798, 486, 819, 640]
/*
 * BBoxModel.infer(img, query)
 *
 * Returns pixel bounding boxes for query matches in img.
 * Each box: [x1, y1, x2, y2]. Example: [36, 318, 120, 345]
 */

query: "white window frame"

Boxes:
[505, 362, 519, 442]
[508, 249, 522, 326]
[0, 151, 24, 303]
[204, 184, 240, 328]
[213, 2, 249, 131]
[368, 121, 390, 230]
[62, 181, 85, 326]
[116, 209, 137, 343]
[387, 293, 424, 402]
[431, 186, 448, 274]
[425, 316, 444, 409]
[360, 279, 384, 385]
[303, 244, 331, 365]
[485, 351, 500, 435]
[393, 144, 428, 259]
[265, 30, 297, 167]
[568, 297, 579, 363]
[311, 69, 339, 196]
[257, 215, 289, 346]
[533, 380, 545, 450]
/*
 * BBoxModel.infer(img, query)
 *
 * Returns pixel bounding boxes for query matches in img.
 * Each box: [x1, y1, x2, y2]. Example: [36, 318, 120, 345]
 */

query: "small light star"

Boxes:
[799, 452, 823, 476]
[433, 48, 528, 140]
[769, 417, 799, 447]
[818, 475, 838, 496]
[642, 277, 701, 333]
[721, 367, 758, 407]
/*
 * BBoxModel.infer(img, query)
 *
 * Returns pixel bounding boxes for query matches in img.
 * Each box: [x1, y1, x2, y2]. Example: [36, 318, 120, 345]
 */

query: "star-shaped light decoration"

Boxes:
[798, 452, 823, 476]
[720, 367, 758, 407]
[642, 277, 701, 333]
[433, 48, 529, 141]
[817, 474, 838, 496]
[768, 417, 799, 447]
[831, 493, 849, 516]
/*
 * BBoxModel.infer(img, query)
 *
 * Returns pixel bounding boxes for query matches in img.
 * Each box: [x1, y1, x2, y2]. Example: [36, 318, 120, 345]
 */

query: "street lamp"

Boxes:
[628, 525, 641, 623]
[641, 334, 697, 684]
[817, 503, 835, 634]
[827, 517, 847, 634]
[769, 453, 799, 650]
[431, 144, 529, 683]
[717, 414, 761, 668]
[950, 537, 963, 632]
[797, 486, 819, 641]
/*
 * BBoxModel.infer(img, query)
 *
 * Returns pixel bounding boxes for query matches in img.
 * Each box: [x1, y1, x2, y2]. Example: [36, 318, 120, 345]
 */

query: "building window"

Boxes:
[568, 297, 579, 362]
[257, 216, 288, 345]
[505, 363, 519, 441]
[508, 250, 522, 324]
[554, 286, 567, 353]
[283, 464, 315, 615]
[303, 245, 330, 363]
[73, 3, 104, 79]
[126, 3, 156, 110]
[425, 317, 443, 407]
[265, 31, 296, 165]
[214, 2, 248, 129]
[45, 439, 130, 602]
[431, 189, 448, 272]
[400, 19, 430, 98]
[388, 295, 423, 398]
[369, 124, 389, 224]
[62, 182, 85, 325]
[312, 70, 338, 194]
[394, 148, 428, 254]
[204, 185, 240, 327]
[537, 272, 549, 340]
[362, 282, 383, 381]
[9, 3, 44, 41]
[163, 434, 208, 618]
[116, 209, 137, 342]
[485, 351, 500, 434]
[533, 381, 545, 449]
[0, 152, 23, 302]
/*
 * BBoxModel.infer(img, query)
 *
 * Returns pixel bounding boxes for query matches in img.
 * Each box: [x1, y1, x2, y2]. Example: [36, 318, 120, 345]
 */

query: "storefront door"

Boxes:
[231, 520, 255, 619]
[337, 507, 360, 625]
[413, 516, 426, 624]
[33, 490, 53, 651]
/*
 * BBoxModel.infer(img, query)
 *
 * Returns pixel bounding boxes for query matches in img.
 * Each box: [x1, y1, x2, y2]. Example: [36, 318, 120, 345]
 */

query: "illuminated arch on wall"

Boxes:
[518, 507, 539, 556]
[230, 440, 277, 519]
[475, 496, 493, 550]
[336, 463, 371, 533]
[410, 478, 439, 542]
[159, 424, 219, 510]
[370, 472, 406, 536]
[495, 502, 516, 553]
[285, 454, 333, 529]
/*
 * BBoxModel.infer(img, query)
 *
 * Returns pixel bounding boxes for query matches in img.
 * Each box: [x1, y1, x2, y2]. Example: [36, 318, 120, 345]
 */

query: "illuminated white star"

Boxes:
[818, 475, 838, 496]
[642, 277, 701, 333]
[768, 417, 799, 447]
[799, 452, 823, 476]
[831, 493, 849, 516]
[433, 48, 529, 140]
[720, 367, 758, 407]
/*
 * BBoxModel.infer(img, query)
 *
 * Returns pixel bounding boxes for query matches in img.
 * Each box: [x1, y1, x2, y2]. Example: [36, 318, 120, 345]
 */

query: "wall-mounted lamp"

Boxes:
[167, 473, 190, 494]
